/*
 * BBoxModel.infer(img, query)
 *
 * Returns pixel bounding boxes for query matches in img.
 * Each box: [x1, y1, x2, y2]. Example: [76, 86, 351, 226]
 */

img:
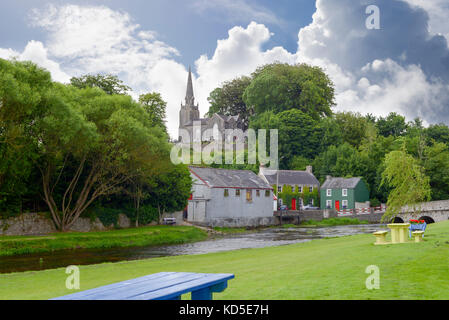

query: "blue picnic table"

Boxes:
[409, 223, 427, 238]
[52, 272, 234, 300]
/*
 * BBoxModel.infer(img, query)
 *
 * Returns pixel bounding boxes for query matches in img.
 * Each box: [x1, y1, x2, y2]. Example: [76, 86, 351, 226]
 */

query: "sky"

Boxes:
[1, 0, 449, 139]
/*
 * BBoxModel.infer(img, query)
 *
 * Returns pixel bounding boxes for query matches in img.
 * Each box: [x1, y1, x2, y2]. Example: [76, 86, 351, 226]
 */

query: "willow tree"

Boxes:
[37, 84, 170, 231]
[0, 59, 52, 214]
[380, 146, 431, 222]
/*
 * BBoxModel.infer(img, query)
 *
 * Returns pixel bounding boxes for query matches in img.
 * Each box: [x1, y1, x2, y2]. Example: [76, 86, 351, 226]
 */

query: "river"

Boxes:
[0, 224, 384, 274]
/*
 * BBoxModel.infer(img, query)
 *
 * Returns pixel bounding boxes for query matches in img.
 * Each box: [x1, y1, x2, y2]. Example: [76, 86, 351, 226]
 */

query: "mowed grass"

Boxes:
[0, 225, 208, 257]
[1, 221, 448, 300]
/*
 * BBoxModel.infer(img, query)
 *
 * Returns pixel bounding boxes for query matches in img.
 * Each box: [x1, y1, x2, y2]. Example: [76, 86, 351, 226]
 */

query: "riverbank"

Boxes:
[0, 225, 208, 257]
[1, 220, 448, 300]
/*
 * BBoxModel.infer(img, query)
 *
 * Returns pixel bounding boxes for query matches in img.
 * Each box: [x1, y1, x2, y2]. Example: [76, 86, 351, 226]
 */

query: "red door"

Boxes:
[292, 198, 297, 211]
[335, 201, 340, 211]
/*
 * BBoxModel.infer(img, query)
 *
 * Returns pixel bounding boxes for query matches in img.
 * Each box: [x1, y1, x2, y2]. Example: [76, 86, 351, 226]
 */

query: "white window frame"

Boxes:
[342, 189, 348, 197]
[326, 200, 332, 208]
[298, 186, 303, 193]
[326, 189, 332, 197]
[342, 200, 348, 208]
[309, 186, 313, 192]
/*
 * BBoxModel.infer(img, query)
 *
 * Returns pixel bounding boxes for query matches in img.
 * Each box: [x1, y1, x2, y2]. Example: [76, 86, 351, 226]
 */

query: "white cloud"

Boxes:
[26, 4, 185, 138]
[403, 0, 449, 42]
[295, 0, 449, 124]
[193, 22, 297, 118]
[3, 0, 449, 138]
[192, 0, 284, 26]
[0, 41, 70, 83]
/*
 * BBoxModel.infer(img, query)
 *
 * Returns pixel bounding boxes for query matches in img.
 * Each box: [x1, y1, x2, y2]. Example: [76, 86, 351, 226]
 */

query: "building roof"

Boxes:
[262, 169, 320, 186]
[189, 166, 272, 190]
[321, 177, 362, 189]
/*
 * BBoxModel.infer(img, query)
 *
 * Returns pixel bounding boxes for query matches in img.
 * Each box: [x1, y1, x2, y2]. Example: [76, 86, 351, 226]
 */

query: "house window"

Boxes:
[326, 200, 332, 208]
[327, 189, 332, 197]
[236, 189, 241, 197]
[342, 200, 348, 208]
[265, 190, 270, 197]
[278, 186, 282, 193]
[224, 189, 229, 197]
[256, 190, 260, 197]
[298, 186, 302, 193]
[342, 189, 348, 197]
[246, 189, 252, 202]
[309, 186, 313, 192]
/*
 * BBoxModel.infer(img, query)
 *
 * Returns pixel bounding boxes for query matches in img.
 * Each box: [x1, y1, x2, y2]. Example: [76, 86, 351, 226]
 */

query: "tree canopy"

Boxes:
[70, 74, 131, 95]
[243, 63, 335, 119]
[206, 76, 252, 130]
[0, 58, 192, 230]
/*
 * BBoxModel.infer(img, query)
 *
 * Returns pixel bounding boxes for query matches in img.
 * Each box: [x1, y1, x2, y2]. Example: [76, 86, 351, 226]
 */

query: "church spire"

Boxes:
[185, 66, 194, 104]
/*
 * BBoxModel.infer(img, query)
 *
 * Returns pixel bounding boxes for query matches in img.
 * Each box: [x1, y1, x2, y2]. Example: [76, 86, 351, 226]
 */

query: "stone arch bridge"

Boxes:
[393, 200, 449, 224]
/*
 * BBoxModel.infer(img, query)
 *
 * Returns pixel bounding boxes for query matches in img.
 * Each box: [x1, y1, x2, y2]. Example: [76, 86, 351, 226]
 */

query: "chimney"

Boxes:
[326, 175, 332, 181]
[306, 166, 313, 174]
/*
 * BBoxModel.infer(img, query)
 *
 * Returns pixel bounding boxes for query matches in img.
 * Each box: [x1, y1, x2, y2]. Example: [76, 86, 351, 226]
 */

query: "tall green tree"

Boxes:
[425, 123, 449, 145]
[206, 76, 252, 130]
[334, 112, 369, 148]
[147, 164, 192, 224]
[0, 59, 52, 215]
[139, 92, 167, 130]
[381, 146, 431, 222]
[376, 112, 407, 137]
[37, 84, 170, 231]
[422, 142, 449, 201]
[70, 74, 131, 95]
[243, 63, 335, 120]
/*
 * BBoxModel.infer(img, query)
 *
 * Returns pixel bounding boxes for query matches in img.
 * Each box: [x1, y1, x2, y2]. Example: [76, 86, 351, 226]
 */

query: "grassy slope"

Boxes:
[1, 221, 448, 300]
[0, 226, 208, 257]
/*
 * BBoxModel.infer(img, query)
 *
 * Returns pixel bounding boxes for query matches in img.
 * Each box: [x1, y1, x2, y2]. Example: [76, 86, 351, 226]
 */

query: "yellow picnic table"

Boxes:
[387, 223, 410, 244]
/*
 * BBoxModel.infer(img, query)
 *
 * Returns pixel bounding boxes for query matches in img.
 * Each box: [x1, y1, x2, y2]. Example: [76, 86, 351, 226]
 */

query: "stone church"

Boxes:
[178, 67, 244, 142]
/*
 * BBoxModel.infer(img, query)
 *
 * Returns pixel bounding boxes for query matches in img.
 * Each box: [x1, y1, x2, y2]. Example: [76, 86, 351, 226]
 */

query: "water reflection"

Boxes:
[0, 224, 384, 274]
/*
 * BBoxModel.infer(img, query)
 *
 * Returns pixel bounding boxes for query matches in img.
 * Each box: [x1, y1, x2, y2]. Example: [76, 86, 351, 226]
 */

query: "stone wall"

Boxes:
[0, 212, 132, 236]
[194, 217, 277, 228]
[274, 209, 384, 224]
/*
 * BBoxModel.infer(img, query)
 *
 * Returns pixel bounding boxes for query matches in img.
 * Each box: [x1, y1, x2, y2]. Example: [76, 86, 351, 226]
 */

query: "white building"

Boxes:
[188, 166, 275, 227]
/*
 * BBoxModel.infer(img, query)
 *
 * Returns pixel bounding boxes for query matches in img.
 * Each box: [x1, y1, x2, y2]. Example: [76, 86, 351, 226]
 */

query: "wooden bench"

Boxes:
[412, 231, 425, 243]
[373, 230, 388, 245]
[52, 272, 234, 300]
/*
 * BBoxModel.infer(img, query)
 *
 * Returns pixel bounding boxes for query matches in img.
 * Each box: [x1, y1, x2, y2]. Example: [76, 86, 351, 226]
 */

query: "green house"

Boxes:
[320, 176, 369, 211]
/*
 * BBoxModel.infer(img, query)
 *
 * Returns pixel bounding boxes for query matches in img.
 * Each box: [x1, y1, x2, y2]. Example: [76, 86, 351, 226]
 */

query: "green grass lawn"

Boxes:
[1, 221, 448, 300]
[0, 225, 208, 257]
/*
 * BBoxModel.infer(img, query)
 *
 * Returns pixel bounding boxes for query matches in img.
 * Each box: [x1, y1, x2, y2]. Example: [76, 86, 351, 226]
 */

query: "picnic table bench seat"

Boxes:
[52, 272, 234, 300]
[373, 230, 388, 245]
[409, 223, 427, 238]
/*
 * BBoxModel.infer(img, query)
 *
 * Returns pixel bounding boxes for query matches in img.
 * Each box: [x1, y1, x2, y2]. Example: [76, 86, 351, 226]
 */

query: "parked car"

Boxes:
[278, 204, 288, 211]
[303, 205, 320, 210]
